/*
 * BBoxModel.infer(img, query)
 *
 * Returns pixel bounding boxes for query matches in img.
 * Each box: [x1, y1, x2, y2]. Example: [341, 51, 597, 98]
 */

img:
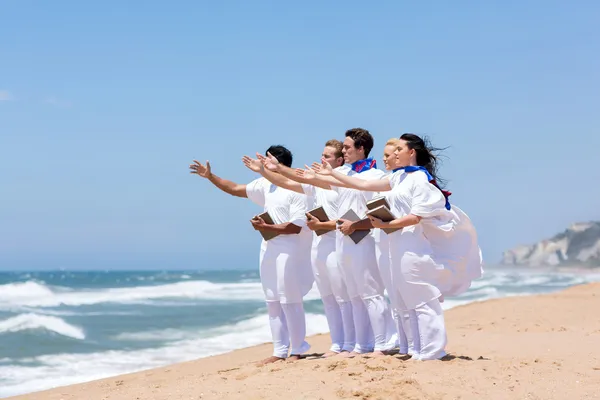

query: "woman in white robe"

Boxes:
[374, 138, 413, 355]
[313, 133, 483, 360]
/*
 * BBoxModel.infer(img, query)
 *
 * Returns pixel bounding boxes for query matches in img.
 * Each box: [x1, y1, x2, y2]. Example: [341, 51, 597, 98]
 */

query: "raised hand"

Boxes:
[242, 155, 262, 173]
[266, 152, 281, 168]
[258, 152, 278, 172]
[296, 165, 316, 180]
[190, 160, 212, 178]
[313, 158, 333, 175]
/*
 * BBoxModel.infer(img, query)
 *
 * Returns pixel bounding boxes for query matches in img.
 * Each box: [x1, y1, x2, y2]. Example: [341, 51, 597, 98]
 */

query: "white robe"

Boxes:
[246, 178, 314, 304]
[302, 182, 350, 303]
[333, 165, 387, 299]
[386, 170, 483, 310]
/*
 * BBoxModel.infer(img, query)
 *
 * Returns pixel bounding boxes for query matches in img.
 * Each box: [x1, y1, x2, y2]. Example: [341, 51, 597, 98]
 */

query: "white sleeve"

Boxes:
[331, 165, 349, 193]
[301, 183, 316, 198]
[245, 178, 266, 207]
[288, 193, 309, 228]
[388, 171, 403, 189]
[409, 173, 447, 218]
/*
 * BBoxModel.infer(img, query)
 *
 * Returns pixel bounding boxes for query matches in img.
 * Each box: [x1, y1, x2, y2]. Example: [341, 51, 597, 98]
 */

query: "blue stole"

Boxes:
[351, 158, 377, 173]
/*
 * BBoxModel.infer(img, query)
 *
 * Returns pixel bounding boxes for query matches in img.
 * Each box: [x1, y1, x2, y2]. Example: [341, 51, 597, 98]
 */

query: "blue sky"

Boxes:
[1, 1, 599, 270]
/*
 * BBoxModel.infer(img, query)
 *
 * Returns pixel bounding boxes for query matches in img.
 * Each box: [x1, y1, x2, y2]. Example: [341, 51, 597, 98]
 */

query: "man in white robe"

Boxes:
[190, 145, 313, 365]
[242, 140, 357, 356]
[291, 128, 395, 355]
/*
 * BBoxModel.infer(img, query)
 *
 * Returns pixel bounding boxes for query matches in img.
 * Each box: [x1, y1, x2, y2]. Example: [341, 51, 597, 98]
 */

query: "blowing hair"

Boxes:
[400, 133, 446, 187]
[266, 145, 293, 168]
[325, 139, 344, 159]
[345, 128, 374, 157]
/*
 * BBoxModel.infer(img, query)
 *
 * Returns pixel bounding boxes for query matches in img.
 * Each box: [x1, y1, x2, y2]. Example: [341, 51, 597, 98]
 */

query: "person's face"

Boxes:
[382, 144, 400, 171]
[322, 146, 344, 168]
[342, 137, 363, 164]
[394, 139, 416, 167]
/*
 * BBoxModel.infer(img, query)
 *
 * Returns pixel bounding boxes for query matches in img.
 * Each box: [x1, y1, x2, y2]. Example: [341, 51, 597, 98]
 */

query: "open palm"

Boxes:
[190, 160, 211, 178]
[242, 155, 262, 173]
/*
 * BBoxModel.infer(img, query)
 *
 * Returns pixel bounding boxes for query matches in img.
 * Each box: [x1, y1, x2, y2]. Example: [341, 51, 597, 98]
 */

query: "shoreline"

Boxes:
[8, 282, 600, 400]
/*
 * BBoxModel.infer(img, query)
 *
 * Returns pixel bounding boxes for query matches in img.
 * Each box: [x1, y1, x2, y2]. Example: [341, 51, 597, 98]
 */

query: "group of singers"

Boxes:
[190, 128, 483, 365]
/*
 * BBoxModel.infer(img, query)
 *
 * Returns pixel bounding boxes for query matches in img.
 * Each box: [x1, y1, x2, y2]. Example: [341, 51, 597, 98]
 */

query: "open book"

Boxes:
[366, 205, 400, 235]
[306, 206, 330, 236]
[366, 196, 391, 211]
[251, 211, 279, 241]
[337, 209, 370, 244]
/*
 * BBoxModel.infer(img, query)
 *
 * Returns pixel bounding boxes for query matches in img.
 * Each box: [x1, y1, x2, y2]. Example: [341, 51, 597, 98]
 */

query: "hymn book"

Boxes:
[252, 211, 279, 241]
[306, 206, 330, 236]
[365, 205, 400, 234]
[337, 209, 370, 244]
[366, 196, 391, 211]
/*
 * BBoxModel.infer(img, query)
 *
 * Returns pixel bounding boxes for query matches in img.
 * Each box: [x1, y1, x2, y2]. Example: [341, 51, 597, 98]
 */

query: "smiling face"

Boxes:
[394, 139, 417, 167]
[342, 137, 365, 164]
[382, 144, 401, 171]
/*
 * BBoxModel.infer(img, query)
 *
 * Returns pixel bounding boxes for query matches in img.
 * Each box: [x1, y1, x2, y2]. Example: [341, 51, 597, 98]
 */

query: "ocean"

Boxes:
[1, 267, 599, 398]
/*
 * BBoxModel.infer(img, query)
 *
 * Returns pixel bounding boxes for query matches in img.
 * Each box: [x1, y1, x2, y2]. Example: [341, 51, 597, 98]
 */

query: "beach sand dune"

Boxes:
[10, 283, 600, 400]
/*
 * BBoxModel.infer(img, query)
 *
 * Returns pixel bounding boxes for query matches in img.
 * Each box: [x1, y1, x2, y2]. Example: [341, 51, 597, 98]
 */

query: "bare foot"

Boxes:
[322, 351, 339, 358]
[371, 350, 387, 357]
[337, 351, 358, 358]
[287, 354, 303, 362]
[255, 356, 284, 367]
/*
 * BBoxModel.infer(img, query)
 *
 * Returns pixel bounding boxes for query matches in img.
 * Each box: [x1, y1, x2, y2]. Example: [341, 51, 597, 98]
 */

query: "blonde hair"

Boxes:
[385, 138, 401, 148]
[325, 139, 344, 159]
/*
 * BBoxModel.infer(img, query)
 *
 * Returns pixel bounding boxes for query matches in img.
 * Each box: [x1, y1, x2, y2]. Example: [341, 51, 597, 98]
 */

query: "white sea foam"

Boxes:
[0, 313, 329, 398]
[0, 280, 322, 308]
[0, 313, 85, 340]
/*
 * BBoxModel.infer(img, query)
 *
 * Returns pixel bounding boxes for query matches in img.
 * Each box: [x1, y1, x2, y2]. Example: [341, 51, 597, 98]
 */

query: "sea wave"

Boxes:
[0, 280, 323, 308]
[0, 313, 85, 340]
[0, 313, 329, 398]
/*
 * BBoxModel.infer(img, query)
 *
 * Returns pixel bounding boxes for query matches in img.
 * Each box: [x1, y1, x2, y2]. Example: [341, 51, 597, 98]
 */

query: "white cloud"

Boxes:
[0, 90, 13, 101]
[44, 96, 72, 108]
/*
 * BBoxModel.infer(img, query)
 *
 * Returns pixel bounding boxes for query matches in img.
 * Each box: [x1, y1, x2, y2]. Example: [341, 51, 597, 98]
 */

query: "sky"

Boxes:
[1, 1, 599, 270]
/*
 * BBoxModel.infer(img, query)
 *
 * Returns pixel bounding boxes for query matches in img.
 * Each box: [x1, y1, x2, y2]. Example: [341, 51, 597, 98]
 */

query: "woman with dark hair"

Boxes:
[307, 133, 483, 360]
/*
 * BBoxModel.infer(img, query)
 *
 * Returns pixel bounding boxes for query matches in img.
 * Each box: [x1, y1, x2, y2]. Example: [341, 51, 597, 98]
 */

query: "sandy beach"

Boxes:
[9, 283, 600, 400]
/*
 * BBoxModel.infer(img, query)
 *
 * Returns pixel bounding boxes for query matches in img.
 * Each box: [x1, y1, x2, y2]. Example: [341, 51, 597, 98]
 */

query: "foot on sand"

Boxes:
[322, 351, 339, 358]
[255, 356, 285, 367]
[287, 354, 304, 362]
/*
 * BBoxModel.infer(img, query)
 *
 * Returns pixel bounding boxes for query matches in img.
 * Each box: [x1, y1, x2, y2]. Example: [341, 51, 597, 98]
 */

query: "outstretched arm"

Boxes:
[242, 155, 304, 194]
[315, 160, 391, 192]
[259, 153, 336, 190]
[190, 160, 247, 198]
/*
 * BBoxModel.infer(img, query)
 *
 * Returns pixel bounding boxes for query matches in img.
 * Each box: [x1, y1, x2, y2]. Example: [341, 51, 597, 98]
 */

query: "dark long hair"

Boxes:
[400, 133, 447, 187]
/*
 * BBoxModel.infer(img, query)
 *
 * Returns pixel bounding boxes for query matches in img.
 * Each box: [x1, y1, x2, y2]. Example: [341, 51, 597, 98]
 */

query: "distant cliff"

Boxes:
[502, 222, 600, 267]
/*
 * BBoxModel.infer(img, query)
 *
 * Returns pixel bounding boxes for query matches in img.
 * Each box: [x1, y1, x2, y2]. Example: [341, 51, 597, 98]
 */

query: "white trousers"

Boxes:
[374, 229, 411, 353]
[337, 233, 393, 352]
[408, 299, 447, 360]
[266, 301, 311, 358]
[392, 308, 413, 354]
[311, 235, 355, 352]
